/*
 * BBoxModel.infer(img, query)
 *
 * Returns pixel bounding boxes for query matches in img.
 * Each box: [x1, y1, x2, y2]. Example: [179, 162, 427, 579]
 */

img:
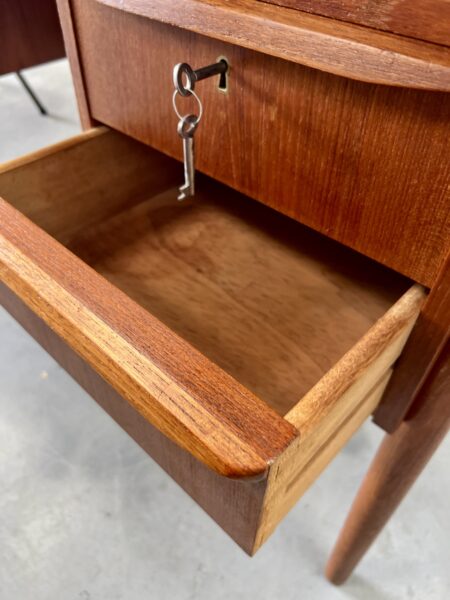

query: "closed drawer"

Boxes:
[65, 0, 450, 287]
[0, 128, 424, 553]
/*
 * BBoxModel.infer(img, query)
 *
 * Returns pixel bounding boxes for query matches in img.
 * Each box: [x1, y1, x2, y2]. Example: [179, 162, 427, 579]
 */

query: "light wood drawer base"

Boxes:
[0, 128, 424, 552]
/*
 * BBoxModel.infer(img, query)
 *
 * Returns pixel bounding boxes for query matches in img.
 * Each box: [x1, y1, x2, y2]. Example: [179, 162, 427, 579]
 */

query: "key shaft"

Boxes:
[178, 135, 195, 200]
[177, 114, 198, 201]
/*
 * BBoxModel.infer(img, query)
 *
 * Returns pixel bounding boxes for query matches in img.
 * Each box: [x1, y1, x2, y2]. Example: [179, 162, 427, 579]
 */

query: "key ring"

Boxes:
[172, 88, 203, 124]
[173, 63, 196, 96]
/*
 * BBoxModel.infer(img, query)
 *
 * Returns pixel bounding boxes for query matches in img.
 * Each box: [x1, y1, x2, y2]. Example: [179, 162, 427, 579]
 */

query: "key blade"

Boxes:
[178, 179, 193, 201]
[178, 185, 190, 201]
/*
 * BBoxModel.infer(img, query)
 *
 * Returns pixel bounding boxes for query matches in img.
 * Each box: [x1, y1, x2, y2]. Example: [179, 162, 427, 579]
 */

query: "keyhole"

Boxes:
[217, 57, 229, 93]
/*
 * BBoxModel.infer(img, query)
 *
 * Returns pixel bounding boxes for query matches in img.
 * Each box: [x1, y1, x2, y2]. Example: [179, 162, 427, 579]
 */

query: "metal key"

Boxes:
[177, 114, 199, 201]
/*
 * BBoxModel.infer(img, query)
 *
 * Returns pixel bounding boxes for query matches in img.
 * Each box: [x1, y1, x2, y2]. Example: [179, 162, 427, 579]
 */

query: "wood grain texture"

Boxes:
[0, 281, 267, 554]
[326, 343, 450, 584]
[71, 1, 450, 286]
[253, 285, 424, 550]
[254, 371, 392, 551]
[0, 248, 421, 555]
[0, 130, 298, 479]
[258, 0, 450, 47]
[0, 275, 423, 554]
[286, 286, 425, 429]
[374, 253, 450, 432]
[0, 209, 296, 478]
[0, 129, 425, 551]
[0, 0, 65, 75]
[55, 0, 94, 128]
[64, 180, 411, 416]
[0, 127, 178, 244]
[0, 127, 412, 417]
[93, 0, 450, 90]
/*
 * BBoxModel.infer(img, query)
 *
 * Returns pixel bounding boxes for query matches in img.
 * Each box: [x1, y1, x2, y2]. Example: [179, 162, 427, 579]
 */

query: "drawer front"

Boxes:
[0, 281, 267, 556]
[68, 0, 450, 287]
[0, 128, 424, 553]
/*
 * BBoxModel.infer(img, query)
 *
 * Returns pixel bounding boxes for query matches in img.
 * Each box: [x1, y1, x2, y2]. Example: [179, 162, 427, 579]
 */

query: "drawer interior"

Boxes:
[0, 128, 411, 417]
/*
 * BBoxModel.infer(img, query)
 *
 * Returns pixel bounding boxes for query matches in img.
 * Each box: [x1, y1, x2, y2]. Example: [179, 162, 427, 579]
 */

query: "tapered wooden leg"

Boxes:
[326, 346, 450, 585]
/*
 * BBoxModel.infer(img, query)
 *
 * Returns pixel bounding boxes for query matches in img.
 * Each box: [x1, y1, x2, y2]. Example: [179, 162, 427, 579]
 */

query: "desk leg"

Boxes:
[325, 345, 450, 585]
[16, 71, 48, 115]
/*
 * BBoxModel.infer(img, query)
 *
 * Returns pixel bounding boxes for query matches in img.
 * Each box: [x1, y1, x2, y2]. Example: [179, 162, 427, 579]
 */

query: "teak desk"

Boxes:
[0, 0, 448, 583]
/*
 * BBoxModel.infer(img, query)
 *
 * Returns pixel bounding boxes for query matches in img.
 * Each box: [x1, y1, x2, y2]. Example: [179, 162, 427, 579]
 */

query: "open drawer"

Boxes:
[0, 128, 425, 553]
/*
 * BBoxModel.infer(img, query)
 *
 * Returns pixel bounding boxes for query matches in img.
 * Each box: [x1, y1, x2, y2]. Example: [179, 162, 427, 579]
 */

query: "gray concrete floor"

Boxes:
[0, 60, 449, 600]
